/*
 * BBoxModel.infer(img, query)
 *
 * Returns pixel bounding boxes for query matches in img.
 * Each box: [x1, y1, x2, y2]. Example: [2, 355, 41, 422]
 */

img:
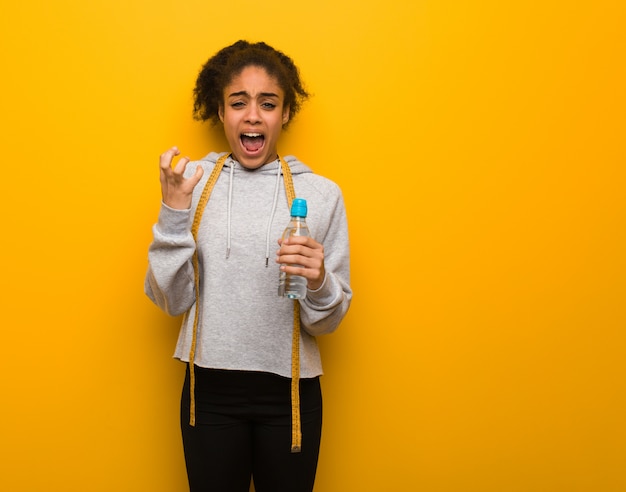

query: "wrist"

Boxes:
[162, 196, 192, 210]
[307, 272, 327, 292]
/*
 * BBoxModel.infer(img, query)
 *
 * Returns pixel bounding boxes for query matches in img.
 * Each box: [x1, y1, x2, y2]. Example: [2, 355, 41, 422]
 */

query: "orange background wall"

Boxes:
[1, 1, 624, 491]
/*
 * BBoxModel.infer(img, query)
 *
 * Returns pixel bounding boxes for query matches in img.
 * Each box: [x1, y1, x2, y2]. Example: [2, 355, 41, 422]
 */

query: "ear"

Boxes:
[218, 104, 224, 123]
[282, 105, 290, 125]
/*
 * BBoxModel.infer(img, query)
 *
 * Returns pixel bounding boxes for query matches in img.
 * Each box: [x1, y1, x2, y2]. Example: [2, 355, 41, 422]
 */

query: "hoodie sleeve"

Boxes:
[144, 202, 197, 316]
[300, 186, 352, 336]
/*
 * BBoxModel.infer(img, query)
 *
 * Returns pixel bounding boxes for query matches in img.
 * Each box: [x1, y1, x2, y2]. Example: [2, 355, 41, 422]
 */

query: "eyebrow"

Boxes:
[227, 91, 280, 99]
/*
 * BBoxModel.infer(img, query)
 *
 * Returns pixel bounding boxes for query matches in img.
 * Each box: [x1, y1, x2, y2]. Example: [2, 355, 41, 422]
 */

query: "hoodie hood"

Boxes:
[202, 152, 313, 175]
[197, 152, 313, 265]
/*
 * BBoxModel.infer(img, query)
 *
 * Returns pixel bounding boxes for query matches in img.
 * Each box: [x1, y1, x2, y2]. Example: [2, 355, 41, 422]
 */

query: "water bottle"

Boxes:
[278, 198, 309, 299]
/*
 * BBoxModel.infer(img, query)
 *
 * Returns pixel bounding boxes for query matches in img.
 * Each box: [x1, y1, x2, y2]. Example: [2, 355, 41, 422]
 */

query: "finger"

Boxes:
[279, 263, 322, 283]
[282, 240, 324, 258]
[277, 249, 323, 268]
[159, 146, 180, 170]
[283, 236, 321, 248]
[173, 156, 191, 174]
[187, 164, 205, 187]
[277, 242, 318, 259]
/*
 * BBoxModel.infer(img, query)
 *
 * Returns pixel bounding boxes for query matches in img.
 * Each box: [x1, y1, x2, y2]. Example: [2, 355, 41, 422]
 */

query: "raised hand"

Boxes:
[159, 147, 204, 210]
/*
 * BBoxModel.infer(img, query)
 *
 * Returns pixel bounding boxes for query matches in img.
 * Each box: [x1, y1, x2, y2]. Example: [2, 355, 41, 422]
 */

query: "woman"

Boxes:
[145, 40, 352, 492]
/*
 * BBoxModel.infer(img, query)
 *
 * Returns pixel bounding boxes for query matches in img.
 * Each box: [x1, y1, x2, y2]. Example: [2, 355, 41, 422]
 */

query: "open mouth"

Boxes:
[241, 133, 265, 153]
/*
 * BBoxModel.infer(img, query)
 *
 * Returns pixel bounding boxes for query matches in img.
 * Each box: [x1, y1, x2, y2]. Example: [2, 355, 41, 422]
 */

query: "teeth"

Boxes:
[242, 133, 263, 137]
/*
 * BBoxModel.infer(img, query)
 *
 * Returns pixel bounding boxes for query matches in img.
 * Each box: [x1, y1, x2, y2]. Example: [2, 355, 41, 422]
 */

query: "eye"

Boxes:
[261, 102, 277, 110]
[231, 101, 245, 108]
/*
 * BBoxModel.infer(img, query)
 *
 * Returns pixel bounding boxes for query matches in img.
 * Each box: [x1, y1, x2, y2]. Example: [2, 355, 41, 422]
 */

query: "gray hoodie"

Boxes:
[145, 152, 352, 378]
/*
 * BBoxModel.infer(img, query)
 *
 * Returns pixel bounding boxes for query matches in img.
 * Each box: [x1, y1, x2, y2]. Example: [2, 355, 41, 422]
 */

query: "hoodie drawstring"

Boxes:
[224, 157, 282, 266]
[226, 159, 235, 259]
[188, 154, 303, 453]
[265, 162, 283, 266]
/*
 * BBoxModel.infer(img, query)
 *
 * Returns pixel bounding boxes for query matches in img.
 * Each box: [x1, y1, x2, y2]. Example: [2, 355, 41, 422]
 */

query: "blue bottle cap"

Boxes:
[291, 198, 307, 217]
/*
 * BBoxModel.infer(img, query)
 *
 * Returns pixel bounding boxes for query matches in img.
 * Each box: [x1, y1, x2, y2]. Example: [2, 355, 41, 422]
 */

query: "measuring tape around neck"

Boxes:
[187, 154, 303, 453]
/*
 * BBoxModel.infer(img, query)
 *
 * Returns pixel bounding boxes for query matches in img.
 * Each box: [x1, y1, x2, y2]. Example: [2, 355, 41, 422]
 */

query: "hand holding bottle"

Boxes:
[277, 235, 326, 293]
[277, 199, 325, 298]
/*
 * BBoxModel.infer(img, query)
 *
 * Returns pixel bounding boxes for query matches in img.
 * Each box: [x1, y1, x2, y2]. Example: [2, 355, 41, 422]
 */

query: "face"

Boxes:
[219, 65, 290, 170]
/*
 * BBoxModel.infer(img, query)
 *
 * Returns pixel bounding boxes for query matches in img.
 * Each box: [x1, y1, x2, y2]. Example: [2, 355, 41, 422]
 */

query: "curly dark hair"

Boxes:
[193, 40, 310, 127]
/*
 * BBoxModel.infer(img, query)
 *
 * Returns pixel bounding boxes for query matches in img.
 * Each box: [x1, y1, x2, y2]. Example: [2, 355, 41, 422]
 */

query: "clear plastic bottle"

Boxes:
[278, 198, 309, 299]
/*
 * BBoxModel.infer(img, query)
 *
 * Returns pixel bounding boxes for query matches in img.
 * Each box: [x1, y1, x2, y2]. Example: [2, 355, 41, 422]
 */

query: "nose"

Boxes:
[245, 104, 261, 123]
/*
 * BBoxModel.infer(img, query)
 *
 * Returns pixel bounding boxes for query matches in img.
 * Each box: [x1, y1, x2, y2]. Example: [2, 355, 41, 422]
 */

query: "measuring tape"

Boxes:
[280, 155, 302, 453]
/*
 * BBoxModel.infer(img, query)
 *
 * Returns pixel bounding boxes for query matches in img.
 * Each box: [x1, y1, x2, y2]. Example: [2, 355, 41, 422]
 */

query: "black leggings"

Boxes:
[180, 365, 322, 492]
